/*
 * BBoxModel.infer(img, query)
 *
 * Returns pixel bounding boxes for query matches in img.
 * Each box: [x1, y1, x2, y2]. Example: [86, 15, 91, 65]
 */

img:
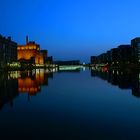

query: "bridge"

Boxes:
[59, 65, 83, 71]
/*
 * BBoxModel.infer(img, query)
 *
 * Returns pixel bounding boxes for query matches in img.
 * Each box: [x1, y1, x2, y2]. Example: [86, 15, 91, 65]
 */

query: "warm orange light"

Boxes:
[18, 78, 39, 95]
[17, 43, 45, 65]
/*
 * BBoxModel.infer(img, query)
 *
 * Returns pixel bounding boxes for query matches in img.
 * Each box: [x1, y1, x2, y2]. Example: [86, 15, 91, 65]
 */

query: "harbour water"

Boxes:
[0, 68, 140, 140]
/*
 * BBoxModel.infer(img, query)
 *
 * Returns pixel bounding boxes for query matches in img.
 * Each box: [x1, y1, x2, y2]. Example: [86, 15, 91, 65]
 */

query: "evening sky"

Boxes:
[0, 0, 140, 62]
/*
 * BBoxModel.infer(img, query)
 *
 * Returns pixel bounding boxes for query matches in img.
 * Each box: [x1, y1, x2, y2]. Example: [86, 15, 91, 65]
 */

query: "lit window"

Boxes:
[29, 46, 33, 49]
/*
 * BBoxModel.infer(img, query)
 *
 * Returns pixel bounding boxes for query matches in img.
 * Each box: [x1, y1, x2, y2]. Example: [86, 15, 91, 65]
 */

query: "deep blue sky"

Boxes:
[0, 0, 140, 62]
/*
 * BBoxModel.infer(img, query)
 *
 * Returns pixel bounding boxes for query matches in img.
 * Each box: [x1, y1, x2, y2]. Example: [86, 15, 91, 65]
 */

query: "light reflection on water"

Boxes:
[0, 68, 140, 139]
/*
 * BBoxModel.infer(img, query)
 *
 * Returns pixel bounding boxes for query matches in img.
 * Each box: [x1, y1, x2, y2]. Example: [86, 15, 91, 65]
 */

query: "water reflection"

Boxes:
[0, 73, 18, 109]
[91, 68, 140, 97]
[0, 69, 54, 109]
[18, 69, 50, 95]
[1, 68, 140, 139]
[2, 67, 140, 110]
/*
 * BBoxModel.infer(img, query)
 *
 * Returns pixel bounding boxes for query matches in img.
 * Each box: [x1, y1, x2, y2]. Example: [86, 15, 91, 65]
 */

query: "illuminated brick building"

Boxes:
[17, 36, 47, 65]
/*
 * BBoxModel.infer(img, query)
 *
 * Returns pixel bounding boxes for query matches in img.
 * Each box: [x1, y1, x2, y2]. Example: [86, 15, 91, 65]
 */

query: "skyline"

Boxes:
[1, 0, 140, 62]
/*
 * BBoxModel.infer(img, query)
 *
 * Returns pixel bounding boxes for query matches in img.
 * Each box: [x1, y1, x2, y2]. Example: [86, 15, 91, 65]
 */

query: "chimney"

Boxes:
[26, 36, 28, 44]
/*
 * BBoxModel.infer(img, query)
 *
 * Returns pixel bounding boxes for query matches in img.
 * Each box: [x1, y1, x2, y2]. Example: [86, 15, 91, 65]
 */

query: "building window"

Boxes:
[29, 46, 33, 49]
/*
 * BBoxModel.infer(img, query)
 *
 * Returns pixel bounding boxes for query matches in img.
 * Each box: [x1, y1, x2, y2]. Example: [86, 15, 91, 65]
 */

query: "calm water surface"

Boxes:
[0, 68, 140, 140]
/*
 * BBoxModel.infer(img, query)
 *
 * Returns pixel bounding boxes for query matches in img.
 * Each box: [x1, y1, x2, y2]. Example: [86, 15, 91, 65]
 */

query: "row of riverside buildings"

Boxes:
[0, 35, 53, 70]
[90, 37, 140, 67]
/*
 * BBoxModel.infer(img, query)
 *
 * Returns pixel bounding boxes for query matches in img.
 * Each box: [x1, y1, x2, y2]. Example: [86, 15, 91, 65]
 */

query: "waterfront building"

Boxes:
[17, 36, 47, 66]
[131, 37, 140, 63]
[97, 54, 104, 64]
[118, 45, 132, 64]
[110, 48, 119, 64]
[101, 53, 107, 64]
[106, 50, 111, 64]
[17, 36, 41, 64]
[0, 35, 17, 69]
[91, 56, 97, 65]
[45, 56, 53, 65]
[40, 50, 53, 65]
[40, 50, 48, 62]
